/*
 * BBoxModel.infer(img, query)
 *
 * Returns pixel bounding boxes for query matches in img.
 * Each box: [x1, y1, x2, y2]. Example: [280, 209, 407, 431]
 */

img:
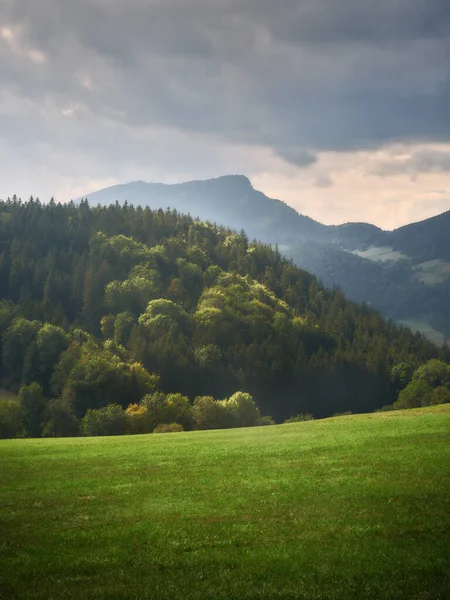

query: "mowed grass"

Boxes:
[1, 407, 450, 600]
[352, 246, 409, 262]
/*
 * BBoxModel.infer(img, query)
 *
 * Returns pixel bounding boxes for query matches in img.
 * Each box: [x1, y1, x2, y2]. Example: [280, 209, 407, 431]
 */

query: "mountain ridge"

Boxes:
[80, 174, 450, 341]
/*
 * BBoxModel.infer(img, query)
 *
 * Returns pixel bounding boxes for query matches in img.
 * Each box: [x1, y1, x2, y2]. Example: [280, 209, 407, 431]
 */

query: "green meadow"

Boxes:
[1, 406, 449, 600]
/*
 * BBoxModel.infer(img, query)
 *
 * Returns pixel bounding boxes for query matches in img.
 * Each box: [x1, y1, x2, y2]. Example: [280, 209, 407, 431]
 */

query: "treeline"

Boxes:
[0, 197, 448, 438]
[388, 359, 450, 410]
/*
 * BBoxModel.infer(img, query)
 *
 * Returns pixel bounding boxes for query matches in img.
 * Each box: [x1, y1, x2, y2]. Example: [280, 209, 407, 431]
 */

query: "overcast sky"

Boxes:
[1, 0, 450, 229]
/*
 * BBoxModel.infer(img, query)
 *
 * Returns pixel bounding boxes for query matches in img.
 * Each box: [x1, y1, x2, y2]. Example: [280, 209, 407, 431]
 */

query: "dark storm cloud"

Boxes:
[374, 148, 450, 177]
[1, 0, 450, 165]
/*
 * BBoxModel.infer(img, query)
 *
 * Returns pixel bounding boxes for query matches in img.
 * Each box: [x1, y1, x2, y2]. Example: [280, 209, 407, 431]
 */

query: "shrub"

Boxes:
[153, 422, 184, 433]
[284, 413, 315, 423]
[141, 392, 193, 430]
[394, 379, 434, 409]
[192, 395, 226, 430]
[332, 410, 353, 417]
[81, 404, 129, 436]
[220, 391, 261, 428]
[430, 386, 450, 406]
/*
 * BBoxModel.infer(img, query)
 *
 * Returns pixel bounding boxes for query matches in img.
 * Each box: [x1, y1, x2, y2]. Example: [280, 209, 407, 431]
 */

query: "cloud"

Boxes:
[372, 147, 450, 178]
[0, 0, 449, 226]
[2, 1, 449, 151]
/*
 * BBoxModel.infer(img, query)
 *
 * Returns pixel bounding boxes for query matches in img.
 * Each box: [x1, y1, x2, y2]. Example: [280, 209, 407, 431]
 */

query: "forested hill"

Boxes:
[82, 176, 450, 340]
[390, 209, 450, 262]
[0, 199, 447, 437]
[81, 175, 327, 245]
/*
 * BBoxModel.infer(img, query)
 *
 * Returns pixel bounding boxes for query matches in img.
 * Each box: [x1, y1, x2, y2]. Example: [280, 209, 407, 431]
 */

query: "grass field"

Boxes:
[1, 406, 449, 600]
[352, 246, 409, 262]
[413, 259, 450, 285]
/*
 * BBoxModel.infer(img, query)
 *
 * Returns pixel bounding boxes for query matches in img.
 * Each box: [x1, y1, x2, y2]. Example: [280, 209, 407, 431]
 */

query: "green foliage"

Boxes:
[113, 312, 136, 346]
[284, 413, 315, 423]
[125, 403, 151, 434]
[192, 395, 227, 430]
[390, 362, 414, 393]
[105, 269, 160, 315]
[138, 298, 191, 336]
[57, 342, 157, 418]
[430, 386, 450, 405]
[2, 318, 41, 382]
[81, 404, 129, 436]
[18, 382, 47, 437]
[42, 398, 80, 438]
[0, 399, 25, 438]
[36, 324, 69, 389]
[412, 359, 450, 388]
[220, 392, 261, 428]
[394, 380, 435, 409]
[141, 391, 193, 431]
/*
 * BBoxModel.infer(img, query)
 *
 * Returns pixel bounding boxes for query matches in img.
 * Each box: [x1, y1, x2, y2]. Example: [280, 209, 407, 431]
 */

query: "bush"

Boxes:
[220, 391, 261, 428]
[141, 392, 193, 430]
[81, 404, 129, 436]
[0, 400, 25, 438]
[332, 411, 353, 417]
[153, 422, 184, 433]
[192, 395, 227, 430]
[18, 382, 47, 437]
[430, 386, 450, 405]
[284, 413, 315, 423]
[394, 380, 434, 409]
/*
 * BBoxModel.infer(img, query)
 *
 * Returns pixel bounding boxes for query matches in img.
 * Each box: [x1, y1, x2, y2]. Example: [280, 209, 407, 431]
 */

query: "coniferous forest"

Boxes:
[0, 197, 448, 438]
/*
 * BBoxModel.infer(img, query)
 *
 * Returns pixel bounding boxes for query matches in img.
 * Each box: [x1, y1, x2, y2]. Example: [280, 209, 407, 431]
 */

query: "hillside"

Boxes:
[1, 198, 447, 439]
[83, 175, 327, 245]
[1, 405, 449, 600]
[81, 176, 450, 340]
[391, 209, 450, 262]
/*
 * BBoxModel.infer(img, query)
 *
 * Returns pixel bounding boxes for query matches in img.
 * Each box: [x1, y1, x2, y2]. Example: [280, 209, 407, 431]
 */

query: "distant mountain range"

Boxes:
[81, 175, 450, 343]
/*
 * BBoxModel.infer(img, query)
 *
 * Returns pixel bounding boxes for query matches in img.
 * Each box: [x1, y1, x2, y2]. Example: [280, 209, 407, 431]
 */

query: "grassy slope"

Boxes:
[0, 406, 449, 600]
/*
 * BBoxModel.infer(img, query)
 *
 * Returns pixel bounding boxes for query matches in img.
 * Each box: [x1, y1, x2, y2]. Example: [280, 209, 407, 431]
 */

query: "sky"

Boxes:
[1, 0, 450, 230]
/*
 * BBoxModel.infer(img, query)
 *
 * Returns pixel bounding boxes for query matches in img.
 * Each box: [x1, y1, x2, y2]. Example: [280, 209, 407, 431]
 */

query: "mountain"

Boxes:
[81, 176, 450, 341]
[83, 175, 327, 245]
